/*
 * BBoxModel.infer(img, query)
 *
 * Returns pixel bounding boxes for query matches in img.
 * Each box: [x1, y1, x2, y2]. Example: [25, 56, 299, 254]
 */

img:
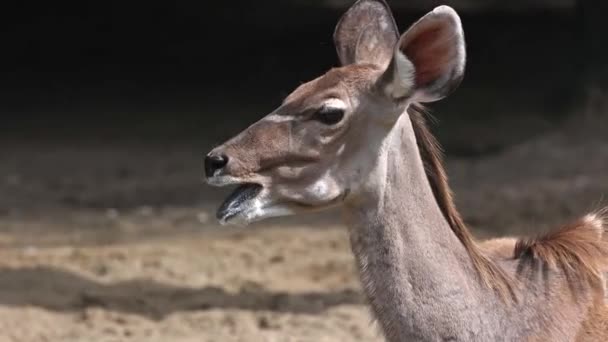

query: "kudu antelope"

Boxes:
[205, 1, 608, 340]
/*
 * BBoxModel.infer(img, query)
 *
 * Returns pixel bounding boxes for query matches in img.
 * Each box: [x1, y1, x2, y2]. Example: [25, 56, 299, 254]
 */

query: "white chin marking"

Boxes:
[306, 179, 330, 199]
[220, 197, 296, 226]
[254, 205, 297, 221]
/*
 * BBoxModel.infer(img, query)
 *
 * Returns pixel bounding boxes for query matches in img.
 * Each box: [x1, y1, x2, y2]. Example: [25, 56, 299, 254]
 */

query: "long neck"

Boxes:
[343, 113, 500, 341]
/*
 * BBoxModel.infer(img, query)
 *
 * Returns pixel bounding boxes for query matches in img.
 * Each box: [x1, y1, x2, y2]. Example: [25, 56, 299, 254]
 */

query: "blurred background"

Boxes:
[0, 0, 607, 341]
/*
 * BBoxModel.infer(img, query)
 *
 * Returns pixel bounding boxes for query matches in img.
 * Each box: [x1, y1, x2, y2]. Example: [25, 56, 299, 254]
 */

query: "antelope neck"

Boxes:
[342, 112, 498, 341]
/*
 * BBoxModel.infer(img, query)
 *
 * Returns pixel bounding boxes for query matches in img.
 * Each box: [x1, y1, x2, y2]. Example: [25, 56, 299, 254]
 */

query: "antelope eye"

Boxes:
[313, 107, 345, 125]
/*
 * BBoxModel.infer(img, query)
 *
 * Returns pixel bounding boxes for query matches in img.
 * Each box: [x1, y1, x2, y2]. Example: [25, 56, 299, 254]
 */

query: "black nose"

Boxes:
[205, 153, 229, 178]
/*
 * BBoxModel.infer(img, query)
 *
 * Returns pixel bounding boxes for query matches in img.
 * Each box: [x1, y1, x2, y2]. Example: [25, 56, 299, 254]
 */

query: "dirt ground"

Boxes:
[1, 120, 608, 342]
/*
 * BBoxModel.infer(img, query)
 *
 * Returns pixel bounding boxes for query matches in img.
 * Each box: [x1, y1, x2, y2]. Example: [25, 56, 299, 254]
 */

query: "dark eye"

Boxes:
[313, 107, 345, 125]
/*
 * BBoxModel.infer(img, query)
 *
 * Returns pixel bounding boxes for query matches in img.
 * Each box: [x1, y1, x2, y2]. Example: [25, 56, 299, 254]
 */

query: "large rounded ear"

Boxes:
[382, 6, 466, 103]
[333, 0, 399, 67]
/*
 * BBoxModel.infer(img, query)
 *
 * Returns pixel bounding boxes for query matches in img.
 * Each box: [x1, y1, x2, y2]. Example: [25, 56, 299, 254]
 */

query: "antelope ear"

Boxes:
[382, 6, 466, 103]
[333, 0, 399, 67]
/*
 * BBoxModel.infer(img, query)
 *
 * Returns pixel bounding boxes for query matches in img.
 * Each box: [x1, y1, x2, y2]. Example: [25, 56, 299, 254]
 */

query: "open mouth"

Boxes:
[216, 183, 263, 223]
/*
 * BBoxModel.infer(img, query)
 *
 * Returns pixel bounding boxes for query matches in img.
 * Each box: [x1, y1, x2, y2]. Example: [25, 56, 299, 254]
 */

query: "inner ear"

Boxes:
[383, 6, 466, 102]
[333, 0, 399, 67]
[400, 11, 464, 90]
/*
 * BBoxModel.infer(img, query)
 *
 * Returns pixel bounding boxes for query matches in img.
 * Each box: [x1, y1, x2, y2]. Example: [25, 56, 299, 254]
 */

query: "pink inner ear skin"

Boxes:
[402, 23, 457, 88]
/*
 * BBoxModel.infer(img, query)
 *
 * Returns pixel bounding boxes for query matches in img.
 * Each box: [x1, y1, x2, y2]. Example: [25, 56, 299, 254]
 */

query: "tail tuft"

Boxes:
[514, 209, 608, 290]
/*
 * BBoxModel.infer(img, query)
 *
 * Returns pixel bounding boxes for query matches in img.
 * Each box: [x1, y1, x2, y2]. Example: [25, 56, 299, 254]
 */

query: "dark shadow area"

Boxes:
[0, 1, 594, 217]
[0, 2, 589, 155]
[0, 266, 364, 319]
[0, 1, 606, 241]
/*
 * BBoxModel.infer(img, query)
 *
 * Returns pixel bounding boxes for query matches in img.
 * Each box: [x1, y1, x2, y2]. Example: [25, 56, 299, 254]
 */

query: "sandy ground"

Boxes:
[1, 121, 608, 342]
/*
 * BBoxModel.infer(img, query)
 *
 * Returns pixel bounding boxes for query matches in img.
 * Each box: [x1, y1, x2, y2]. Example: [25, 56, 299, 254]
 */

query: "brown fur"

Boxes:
[514, 213, 608, 290]
[409, 104, 516, 300]
[410, 104, 608, 304]
[576, 301, 608, 341]
[481, 237, 518, 259]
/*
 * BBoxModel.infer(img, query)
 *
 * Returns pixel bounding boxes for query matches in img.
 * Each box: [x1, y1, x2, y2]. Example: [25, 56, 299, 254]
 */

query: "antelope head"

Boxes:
[205, 0, 466, 225]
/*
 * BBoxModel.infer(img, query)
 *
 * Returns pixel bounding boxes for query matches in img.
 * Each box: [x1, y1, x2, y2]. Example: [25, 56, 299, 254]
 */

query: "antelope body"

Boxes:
[205, 1, 608, 340]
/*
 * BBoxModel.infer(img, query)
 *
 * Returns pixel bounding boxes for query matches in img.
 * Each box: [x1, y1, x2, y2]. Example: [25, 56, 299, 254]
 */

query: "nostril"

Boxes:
[205, 153, 229, 178]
